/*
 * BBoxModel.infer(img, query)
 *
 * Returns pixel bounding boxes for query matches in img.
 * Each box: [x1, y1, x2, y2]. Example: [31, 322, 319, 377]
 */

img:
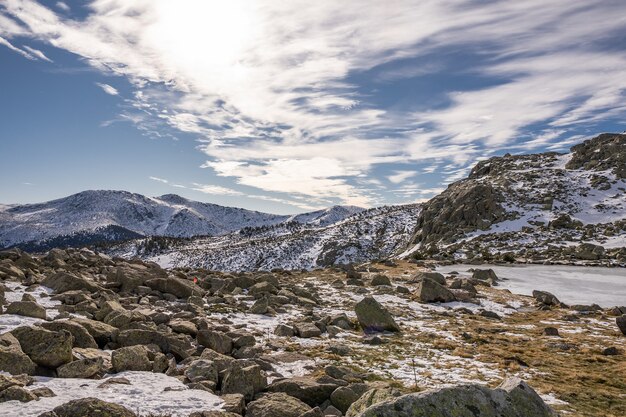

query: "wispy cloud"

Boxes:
[1, 1, 625, 208]
[149, 176, 169, 184]
[96, 83, 119, 96]
[55, 2, 69, 12]
[387, 170, 415, 184]
[191, 183, 243, 196]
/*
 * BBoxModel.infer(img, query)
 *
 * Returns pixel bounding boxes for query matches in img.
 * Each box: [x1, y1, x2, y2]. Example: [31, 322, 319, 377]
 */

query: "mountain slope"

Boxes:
[402, 133, 626, 263]
[0, 190, 361, 250]
[102, 204, 421, 271]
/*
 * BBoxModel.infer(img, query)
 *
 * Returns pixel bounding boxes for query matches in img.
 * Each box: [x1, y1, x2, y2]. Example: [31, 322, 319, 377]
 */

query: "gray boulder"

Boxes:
[354, 296, 400, 333]
[617, 315, 626, 335]
[415, 278, 456, 303]
[42, 271, 103, 293]
[246, 392, 312, 417]
[354, 377, 555, 417]
[197, 330, 233, 354]
[11, 326, 74, 369]
[56, 357, 103, 378]
[47, 397, 137, 417]
[5, 301, 46, 319]
[532, 290, 561, 306]
[221, 363, 267, 401]
[330, 383, 369, 413]
[0, 333, 37, 375]
[268, 376, 337, 407]
[472, 269, 499, 285]
[112, 345, 152, 372]
[145, 276, 205, 299]
[346, 387, 402, 417]
[411, 272, 446, 285]
[185, 359, 218, 383]
[41, 321, 98, 349]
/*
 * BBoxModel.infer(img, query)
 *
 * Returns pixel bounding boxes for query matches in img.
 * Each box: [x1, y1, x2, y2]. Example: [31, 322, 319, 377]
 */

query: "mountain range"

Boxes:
[1, 133, 624, 269]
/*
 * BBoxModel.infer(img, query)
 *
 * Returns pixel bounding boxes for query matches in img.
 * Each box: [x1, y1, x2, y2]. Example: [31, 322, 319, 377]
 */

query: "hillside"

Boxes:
[103, 204, 421, 271]
[0, 191, 361, 251]
[402, 133, 626, 264]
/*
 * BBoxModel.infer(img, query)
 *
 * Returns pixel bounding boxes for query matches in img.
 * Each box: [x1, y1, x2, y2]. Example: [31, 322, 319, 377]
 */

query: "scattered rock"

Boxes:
[5, 301, 47, 319]
[11, 326, 74, 369]
[354, 296, 400, 333]
[47, 397, 137, 417]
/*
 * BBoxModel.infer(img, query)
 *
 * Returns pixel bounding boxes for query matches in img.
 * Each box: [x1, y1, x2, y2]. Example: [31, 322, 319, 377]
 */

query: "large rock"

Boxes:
[0, 385, 37, 403]
[616, 315, 626, 335]
[56, 357, 103, 378]
[411, 272, 446, 285]
[70, 318, 116, 348]
[197, 330, 233, 354]
[330, 383, 369, 413]
[246, 392, 312, 417]
[145, 277, 205, 299]
[42, 271, 103, 293]
[47, 397, 137, 417]
[221, 363, 267, 401]
[415, 278, 456, 303]
[346, 387, 402, 417]
[472, 269, 499, 285]
[268, 376, 337, 407]
[116, 329, 194, 359]
[185, 359, 218, 383]
[0, 333, 37, 375]
[41, 321, 98, 349]
[5, 301, 47, 319]
[111, 345, 152, 372]
[532, 290, 561, 306]
[354, 296, 400, 333]
[354, 377, 555, 417]
[11, 326, 74, 368]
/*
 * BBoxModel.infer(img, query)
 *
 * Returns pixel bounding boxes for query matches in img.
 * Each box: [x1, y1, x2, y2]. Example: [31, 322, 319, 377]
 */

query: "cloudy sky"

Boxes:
[1, 0, 625, 213]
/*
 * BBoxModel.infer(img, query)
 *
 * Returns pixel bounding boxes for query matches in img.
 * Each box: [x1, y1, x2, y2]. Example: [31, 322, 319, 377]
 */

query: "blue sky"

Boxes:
[1, 1, 625, 214]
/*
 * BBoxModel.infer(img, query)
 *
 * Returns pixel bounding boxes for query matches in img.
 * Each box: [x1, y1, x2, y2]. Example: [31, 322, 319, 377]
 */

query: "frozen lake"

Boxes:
[436, 264, 626, 308]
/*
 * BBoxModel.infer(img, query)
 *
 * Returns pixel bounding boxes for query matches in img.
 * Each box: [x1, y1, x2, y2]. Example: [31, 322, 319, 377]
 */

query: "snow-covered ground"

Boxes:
[437, 264, 626, 307]
[0, 371, 223, 416]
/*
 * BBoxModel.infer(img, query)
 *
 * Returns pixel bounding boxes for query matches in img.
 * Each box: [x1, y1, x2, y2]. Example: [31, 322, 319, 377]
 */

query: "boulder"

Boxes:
[197, 330, 233, 354]
[249, 297, 269, 314]
[0, 333, 37, 375]
[295, 322, 322, 338]
[42, 271, 103, 293]
[5, 301, 47, 319]
[185, 359, 218, 383]
[411, 272, 446, 285]
[70, 318, 117, 348]
[330, 383, 369, 413]
[472, 269, 499, 285]
[145, 277, 205, 299]
[354, 296, 400, 333]
[0, 385, 37, 403]
[346, 387, 401, 417]
[268, 376, 337, 407]
[56, 357, 103, 378]
[532, 290, 561, 307]
[11, 326, 74, 368]
[370, 275, 391, 286]
[274, 324, 295, 337]
[415, 278, 456, 303]
[41, 321, 98, 349]
[246, 392, 312, 417]
[112, 345, 152, 372]
[221, 363, 267, 401]
[617, 315, 626, 335]
[354, 377, 555, 417]
[47, 397, 137, 417]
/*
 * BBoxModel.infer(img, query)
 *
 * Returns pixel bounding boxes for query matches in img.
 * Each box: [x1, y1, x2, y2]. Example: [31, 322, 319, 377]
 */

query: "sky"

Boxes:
[0, 1, 625, 214]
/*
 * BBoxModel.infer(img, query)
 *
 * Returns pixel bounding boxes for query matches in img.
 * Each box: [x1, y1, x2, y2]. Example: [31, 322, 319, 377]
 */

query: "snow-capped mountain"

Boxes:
[102, 204, 422, 271]
[402, 133, 626, 263]
[0, 190, 361, 251]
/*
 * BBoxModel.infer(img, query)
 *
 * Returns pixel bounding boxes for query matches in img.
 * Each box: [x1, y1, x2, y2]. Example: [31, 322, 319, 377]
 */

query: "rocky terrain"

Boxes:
[403, 133, 626, 265]
[103, 204, 421, 271]
[0, 248, 624, 416]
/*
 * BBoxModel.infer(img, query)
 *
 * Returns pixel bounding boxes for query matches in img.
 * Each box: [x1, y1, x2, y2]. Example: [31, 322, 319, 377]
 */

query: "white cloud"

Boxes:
[1, 1, 626, 207]
[0, 35, 35, 60]
[387, 170, 415, 184]
[22, 45, 52, 62]
[149, 176, 168, 184]
[55, 2, 69, 12]
[191, 183, 243, 196]
[96, 83, 119, 96]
